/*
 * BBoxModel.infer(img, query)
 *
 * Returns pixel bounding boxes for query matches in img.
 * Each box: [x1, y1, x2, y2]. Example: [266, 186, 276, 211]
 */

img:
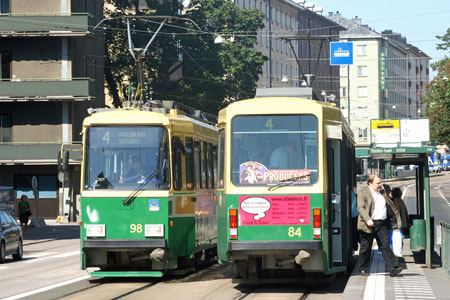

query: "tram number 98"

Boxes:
[288, 227, 302, 237]
[130, 224, 143, 233]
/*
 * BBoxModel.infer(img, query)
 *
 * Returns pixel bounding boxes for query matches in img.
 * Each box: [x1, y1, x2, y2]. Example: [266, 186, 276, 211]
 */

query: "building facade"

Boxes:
[327, 12, 430, 175]
[0, 0, 104, 219]
[235, 0, 344, 102]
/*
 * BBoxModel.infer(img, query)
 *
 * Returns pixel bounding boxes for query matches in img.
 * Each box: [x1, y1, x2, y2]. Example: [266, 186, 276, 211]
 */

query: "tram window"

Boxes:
[194, 140, 202, 189]
[231, 115, 318, 186]
[83, 126, 169, 190]
[212, 145, 217, 189]
[218, 129, 225, 188]
[207, 143, 213, 189]
[185, 137, 195, 189]
[202, 142, 208, 188]
[172, 137, 182, 190]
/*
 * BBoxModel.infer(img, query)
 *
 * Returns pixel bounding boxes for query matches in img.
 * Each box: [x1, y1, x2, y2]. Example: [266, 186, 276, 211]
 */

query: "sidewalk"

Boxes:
[21, 219, 80, 246]
[342, 238, 450, 299]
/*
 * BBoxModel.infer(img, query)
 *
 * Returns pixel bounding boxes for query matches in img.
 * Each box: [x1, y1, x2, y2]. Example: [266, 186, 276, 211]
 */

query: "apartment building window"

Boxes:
[276, 35, 279, 51]
[0, 0, 9, 14]
[290, 66, 292, 81]
[358, 86, 368, 97]
[265, 62, 269, 76]
[289, 16, 292, 29]
[280, 39, 283, 53]
[0, 114, 12, 142]
[340, 65, 347, 77]
[275, 9, 278, 23]
[341, 86, 347, 97]
[357, 45, 367, 56]
[0, 51, 12, 80]
[357, 65, 368, 76]
[265, 4, 268, 19]
[259, 1, 262, 12]
[248, 0, 251, 9]
[275, 62, 279, 79]
[280, 63, 283, 78]
[265, 30, 268, 48]
[358, 128, 368, 141]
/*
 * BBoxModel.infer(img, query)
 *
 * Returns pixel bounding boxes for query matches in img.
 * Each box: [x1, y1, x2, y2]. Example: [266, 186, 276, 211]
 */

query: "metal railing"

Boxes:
[441, 221, 450, 276]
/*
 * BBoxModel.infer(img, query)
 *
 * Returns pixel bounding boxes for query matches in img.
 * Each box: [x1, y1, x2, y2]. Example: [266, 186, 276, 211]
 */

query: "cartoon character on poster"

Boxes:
[239, 162, 269, 184]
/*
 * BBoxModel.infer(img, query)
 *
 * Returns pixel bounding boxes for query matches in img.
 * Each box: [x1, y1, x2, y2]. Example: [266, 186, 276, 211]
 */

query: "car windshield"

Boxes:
[231, 115, 318, 186]
[84, 126, 170, 190]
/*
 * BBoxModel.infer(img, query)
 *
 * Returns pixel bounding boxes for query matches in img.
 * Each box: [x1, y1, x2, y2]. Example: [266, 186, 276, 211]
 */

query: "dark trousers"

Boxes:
[359, 219, 397, 272]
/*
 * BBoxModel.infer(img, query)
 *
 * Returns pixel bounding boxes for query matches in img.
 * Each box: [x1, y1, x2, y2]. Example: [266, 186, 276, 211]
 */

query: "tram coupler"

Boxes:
[150, 248, 166, 262]
[294, 250, 311, 264]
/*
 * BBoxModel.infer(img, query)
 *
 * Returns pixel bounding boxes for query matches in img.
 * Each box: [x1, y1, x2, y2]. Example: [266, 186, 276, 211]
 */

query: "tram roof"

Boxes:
[82, 108, 217, 133]
[218, 97, 353, 141]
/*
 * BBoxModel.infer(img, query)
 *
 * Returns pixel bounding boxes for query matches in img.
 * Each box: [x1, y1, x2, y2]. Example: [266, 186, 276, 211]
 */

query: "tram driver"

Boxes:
[120, 156, 146, 184]
[269, 139, 297, 169]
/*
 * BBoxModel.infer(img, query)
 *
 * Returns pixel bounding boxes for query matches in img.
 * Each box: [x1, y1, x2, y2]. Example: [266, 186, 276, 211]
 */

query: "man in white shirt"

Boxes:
[357, 174, 402, 277]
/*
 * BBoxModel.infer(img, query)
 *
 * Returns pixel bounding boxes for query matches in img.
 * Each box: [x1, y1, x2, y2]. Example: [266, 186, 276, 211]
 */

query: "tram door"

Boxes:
[327, 139, 343, 265]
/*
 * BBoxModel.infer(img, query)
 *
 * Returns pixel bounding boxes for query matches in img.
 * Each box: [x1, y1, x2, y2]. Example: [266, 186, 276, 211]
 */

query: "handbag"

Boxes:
[26, 210, 32, 217]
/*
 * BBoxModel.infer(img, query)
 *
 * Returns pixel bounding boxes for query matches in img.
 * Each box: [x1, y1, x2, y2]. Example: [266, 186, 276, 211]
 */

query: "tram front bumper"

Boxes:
[83, 238, 167, 250]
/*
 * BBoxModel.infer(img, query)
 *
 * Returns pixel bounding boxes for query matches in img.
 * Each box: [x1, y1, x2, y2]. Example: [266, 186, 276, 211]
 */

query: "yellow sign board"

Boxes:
[371, 120, 400, 130]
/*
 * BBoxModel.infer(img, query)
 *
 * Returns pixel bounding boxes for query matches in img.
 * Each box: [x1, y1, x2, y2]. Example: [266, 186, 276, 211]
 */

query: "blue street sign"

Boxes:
[330, 42, 353, 65]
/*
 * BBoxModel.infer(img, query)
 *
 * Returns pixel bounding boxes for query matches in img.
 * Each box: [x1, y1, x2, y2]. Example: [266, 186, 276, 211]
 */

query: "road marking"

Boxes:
[2, 275, 90, 300]
[363, 251, 385, 300]
[393, 266, 436, 300]
[24, 252, 56, 259]
[24, 251, 79, 264]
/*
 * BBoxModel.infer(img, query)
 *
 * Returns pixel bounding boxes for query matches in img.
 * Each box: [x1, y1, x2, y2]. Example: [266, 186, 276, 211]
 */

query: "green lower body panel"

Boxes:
[89, 271, 164, 277]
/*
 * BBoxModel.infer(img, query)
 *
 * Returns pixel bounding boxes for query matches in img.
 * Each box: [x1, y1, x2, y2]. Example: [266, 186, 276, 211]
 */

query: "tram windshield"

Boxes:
[84, 126, 170, 190]
[231, 115, 318, 186]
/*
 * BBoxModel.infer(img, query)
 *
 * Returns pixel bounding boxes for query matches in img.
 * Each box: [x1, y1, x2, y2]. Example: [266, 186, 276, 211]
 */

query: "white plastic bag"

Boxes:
[390, 228, 403, 257]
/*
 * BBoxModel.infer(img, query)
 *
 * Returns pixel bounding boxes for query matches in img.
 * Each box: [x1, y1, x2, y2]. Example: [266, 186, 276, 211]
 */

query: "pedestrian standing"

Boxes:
[390, 187, 412, 258]
[357, 174, 403, 277]
[18, 195, 31, 231]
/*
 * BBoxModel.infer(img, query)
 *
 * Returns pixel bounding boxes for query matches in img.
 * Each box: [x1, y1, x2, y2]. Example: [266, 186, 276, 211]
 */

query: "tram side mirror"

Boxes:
[356, 158, 364, 175]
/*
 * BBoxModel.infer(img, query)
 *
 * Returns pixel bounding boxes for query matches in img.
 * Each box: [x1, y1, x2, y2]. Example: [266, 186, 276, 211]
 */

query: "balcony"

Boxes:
[0, 78, 95, 101]
[0, 143, 82, 164]
[0, 14, 93, 37]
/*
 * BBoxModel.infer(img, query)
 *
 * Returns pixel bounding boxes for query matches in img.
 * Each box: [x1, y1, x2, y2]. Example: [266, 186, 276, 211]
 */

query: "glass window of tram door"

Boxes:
[218, 130, 225, 188]
[185, 137, 195, 189]
[172, 137, 182, 190]
[194, 140, 202, 189]
[231, 115, 318, 186]
[84, 126, 170, 190]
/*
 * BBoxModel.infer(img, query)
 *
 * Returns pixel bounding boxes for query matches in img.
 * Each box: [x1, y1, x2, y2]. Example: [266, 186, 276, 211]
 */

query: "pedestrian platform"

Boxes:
[342, 239, 450, 300]
[21, 219, 80, 246]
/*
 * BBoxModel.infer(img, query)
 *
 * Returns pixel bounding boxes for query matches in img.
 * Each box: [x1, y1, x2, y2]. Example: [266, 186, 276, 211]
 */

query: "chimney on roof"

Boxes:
[293, 0, 305, 6]
[313, 7, 323, 15]
[353, 16, 361, 25]
[304, 2, 315, 10]
[328, 12, 334, 16]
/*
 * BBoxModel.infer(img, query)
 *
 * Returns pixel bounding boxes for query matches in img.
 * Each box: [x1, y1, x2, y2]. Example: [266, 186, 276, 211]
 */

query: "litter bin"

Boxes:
[410, 219, 426, 250]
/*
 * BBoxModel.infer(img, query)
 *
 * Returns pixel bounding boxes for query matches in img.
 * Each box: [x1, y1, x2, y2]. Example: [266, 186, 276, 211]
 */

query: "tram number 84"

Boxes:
[130, 224, 143, 233]
[288, 227, 302, 237]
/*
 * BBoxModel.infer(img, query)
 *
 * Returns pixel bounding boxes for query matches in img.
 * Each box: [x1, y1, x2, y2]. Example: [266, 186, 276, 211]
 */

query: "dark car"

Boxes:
[0, 210, 23, 263]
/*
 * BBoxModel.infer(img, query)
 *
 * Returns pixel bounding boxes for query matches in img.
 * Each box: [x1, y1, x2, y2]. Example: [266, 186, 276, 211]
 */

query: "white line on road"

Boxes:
[24, 251, 79, 264]
[1, 275, 90, 300]
[24, 252, 56, 259]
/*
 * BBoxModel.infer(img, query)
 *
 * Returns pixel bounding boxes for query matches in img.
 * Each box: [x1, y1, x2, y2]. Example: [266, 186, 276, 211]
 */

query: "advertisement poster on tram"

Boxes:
[239, 161, 310, 185]
[239, 195, 310, 226]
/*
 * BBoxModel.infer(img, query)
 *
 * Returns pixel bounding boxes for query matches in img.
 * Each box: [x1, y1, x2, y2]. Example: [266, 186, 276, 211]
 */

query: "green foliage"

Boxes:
[103, 0, 266, 113]
[422, 57, 450, 145]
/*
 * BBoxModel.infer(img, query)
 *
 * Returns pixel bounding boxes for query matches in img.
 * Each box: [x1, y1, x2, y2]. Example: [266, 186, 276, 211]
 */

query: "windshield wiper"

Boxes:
[267, 175, 308, 191]
[122, 168, 159, 206]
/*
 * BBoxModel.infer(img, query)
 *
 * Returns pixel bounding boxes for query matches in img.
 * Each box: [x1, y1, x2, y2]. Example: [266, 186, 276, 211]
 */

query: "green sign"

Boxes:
[369, 147, 434, 155]
[380, 52, 386, 90]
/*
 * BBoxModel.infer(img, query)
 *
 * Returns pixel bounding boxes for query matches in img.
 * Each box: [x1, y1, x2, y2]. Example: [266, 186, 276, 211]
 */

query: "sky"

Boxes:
[315, 0, 450, 78]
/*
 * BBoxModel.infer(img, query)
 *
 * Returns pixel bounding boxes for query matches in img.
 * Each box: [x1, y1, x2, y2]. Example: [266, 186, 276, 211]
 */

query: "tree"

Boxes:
[422, 29, 450, 145]
[103, 0, 266, 113]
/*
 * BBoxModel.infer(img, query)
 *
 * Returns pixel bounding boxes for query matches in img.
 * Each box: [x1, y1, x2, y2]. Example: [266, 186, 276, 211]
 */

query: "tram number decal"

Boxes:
[265, 118, 273, 130]
[288, 227, 302, 237]
[130, 224, 143, 233]
[102, 131, 110, 144]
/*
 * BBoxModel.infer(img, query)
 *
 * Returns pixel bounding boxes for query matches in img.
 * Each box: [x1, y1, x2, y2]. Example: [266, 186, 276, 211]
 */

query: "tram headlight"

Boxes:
[145, 224, 164, 237]
[86, 224, 106, 237]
